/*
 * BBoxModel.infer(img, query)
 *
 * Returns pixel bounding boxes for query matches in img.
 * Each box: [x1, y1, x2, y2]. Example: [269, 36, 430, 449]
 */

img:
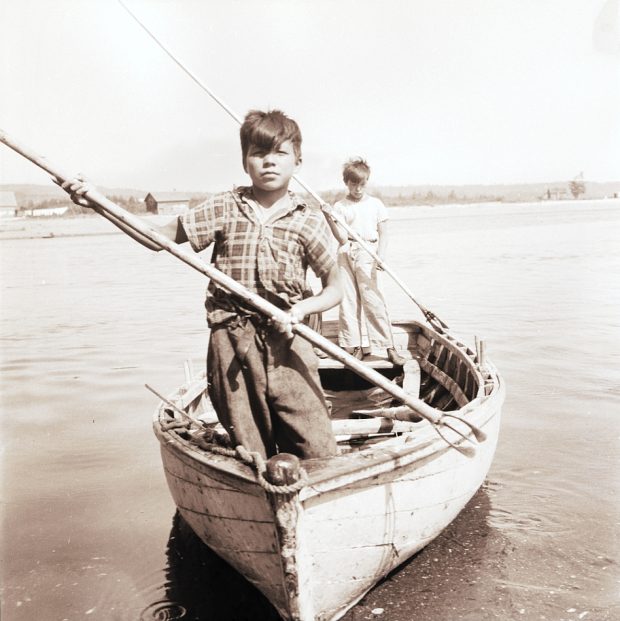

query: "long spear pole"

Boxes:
[116, 0, 449, 333]
[0, 129, 483, 453]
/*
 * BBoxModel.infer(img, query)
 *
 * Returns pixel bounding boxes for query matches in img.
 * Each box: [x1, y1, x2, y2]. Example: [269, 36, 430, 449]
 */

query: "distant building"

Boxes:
[0, 191, 18, 218]
[143, 192, 191, 215]
[24, 205, 70, 217]
[546, 187, 569, 200]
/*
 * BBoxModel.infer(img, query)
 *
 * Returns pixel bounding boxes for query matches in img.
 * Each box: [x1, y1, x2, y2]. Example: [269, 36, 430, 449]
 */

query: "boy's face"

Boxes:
[244, 139, 301, 193]
[345, 175, 368, 201]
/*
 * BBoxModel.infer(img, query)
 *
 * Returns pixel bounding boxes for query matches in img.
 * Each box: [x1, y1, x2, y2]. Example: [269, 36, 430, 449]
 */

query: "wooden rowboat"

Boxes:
[152, 318, 505, 621]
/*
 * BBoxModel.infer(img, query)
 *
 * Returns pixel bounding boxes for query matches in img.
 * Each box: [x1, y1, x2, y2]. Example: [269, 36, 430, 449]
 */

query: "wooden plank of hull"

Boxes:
[304, 444, 493, 525]
[160, 448, 279, 554]
[308, 505, 463, 621]
[301, 414, 500, 618]
[181, 507, 292, 618]
[161, 450, 271, 520]
[179, 508, 280, 574]
[160, 444, 294, 616]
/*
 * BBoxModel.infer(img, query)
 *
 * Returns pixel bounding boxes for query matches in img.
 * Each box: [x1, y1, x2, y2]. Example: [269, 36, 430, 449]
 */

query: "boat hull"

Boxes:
[154, 319, 505, 620]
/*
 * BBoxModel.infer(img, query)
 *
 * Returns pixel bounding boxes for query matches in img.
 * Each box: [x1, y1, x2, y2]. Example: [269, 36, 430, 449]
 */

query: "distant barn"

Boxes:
[0, 191, 18, 218]
[143, 192, 191, 215]
[25, 205, 70, 217]
[546, 187, 569, 200]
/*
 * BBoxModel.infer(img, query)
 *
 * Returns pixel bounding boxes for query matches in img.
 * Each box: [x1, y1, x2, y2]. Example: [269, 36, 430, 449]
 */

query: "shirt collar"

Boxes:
[235, 186, 308, 215]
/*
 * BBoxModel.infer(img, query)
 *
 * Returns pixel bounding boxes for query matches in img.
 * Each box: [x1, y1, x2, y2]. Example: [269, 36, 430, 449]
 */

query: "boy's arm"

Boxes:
[293, 262, 342, 319]
[321, 205, 348, 246]
[272, 263, 342, 336]
[96, 208, 187, 249]
[60, 177, 188, 249]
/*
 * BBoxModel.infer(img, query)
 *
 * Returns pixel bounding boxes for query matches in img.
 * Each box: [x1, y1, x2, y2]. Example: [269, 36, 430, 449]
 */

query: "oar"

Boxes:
[0, 129, 483, 455]
[116, 0, 449, 334]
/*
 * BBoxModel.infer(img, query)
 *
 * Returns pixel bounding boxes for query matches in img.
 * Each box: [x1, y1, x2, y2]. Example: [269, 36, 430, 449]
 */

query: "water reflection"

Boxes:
[143, 512, 281, 621]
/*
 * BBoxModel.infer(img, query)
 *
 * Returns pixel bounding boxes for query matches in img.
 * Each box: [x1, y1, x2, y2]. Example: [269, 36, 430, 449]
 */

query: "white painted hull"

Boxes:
[154, 319, 505, 620]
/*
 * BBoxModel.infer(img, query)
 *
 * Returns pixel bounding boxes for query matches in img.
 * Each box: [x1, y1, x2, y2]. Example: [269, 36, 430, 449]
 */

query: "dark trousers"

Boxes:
[207, 321, 337, 460]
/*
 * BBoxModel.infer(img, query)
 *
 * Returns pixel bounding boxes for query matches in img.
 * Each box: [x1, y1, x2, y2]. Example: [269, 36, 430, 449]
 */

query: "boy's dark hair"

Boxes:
[343, 158, 371, 183]
[240, 109, 302, 164]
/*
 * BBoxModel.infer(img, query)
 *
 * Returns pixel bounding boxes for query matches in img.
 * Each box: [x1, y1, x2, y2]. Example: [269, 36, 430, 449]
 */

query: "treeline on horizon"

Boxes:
[7, 178, 619, 216]
[9, 192, 517, 215]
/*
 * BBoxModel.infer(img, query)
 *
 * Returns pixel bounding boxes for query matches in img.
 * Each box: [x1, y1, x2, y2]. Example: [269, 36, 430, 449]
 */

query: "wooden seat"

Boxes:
[318, 357, 392, 370]
[318, 355, 410, 370]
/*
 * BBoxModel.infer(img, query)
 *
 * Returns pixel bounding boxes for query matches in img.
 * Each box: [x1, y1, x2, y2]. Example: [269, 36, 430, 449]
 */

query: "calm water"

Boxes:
[1, 200, 619, 621]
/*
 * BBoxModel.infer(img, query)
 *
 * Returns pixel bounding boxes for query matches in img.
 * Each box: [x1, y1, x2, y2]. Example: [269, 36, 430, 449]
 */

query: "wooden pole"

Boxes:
[0, 129, 482, 448]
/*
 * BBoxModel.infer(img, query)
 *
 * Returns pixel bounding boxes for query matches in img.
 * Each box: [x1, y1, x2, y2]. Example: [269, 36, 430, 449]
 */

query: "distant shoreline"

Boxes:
[2, 180, 619, 209]
[1, 198, 618, 241]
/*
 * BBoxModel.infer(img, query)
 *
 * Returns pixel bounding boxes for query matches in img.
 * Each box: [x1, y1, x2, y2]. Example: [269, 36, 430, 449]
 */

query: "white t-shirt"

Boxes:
[333, 194, 388, 241]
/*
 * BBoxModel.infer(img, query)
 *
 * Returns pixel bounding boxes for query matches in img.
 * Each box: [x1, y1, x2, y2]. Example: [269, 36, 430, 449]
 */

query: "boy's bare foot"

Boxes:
[344, 346, 364, 360]
[386, 347, 406, 366]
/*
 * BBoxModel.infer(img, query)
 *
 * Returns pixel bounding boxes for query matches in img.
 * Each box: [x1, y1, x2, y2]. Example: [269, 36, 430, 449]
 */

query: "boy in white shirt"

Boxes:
[325, 158, 405, 365]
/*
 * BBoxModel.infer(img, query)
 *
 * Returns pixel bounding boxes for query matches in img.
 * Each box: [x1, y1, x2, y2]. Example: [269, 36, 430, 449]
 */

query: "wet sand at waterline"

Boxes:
[1, 199, 618, 620]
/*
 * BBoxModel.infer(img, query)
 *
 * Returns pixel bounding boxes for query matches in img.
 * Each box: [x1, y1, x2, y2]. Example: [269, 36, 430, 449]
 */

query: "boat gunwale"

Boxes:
[395, 319, 486, 398]
[154, 375, 502, 495]
[153, 319, 504, 497]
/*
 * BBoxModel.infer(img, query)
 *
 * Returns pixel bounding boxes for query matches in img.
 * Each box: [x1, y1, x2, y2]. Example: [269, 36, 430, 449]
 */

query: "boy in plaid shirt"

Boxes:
[62, 109, 341, 460]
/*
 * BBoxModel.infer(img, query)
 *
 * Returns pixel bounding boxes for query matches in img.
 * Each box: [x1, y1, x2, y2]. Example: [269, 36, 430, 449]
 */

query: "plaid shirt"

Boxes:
[180, 187, 336, 326]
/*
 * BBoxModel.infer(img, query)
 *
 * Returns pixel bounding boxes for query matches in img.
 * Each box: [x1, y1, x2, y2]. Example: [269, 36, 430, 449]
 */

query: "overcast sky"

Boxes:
[1, 0, 619, 193]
